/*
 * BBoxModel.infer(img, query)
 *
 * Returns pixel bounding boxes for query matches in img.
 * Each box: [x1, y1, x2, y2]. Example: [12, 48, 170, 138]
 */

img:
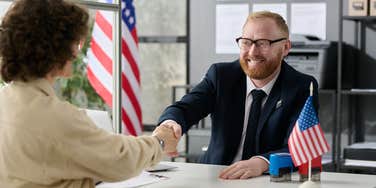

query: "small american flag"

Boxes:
[288, 96, 330, 166]
[87, 0, 142, 136]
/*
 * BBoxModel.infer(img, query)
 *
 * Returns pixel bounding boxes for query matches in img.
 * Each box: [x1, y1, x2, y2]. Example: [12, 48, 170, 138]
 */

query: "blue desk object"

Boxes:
[269, 153, 294, 182]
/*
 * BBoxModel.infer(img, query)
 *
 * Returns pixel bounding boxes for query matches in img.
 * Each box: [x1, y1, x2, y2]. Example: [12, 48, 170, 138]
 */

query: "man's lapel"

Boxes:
[227, 71, 247, 154]
[220, 63, 247, 164]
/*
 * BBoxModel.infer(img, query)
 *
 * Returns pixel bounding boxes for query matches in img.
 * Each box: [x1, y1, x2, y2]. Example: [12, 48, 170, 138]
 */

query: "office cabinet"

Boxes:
[337, 0, 376, 173]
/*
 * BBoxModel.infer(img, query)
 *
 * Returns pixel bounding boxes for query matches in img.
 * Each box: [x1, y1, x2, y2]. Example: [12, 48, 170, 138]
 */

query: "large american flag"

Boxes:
[288, 96, 329, 166]
[87, 0, 142, 136]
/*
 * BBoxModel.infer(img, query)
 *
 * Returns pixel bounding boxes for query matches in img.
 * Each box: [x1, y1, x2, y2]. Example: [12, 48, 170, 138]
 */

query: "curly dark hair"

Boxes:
[0, 0, 89, 82]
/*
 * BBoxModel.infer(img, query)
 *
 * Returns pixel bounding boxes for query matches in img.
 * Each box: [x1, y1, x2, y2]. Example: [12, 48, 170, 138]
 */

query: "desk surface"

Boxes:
[144, 161, 376, 188]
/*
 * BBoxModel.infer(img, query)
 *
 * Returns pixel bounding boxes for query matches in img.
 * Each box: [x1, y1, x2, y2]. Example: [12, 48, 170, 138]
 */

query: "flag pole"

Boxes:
[308, 82, 313, 181]
[308, 160, 312, 181]
[113, 0, 122, 134]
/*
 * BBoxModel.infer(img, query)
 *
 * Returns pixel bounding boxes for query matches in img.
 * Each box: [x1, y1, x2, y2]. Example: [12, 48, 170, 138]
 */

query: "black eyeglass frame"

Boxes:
[235, 37, 287, 48]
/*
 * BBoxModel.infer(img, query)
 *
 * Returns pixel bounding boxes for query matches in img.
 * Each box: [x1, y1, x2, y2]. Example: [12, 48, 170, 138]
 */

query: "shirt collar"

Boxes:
[14, 78, 55, 96]
[246, 69, 280, 97]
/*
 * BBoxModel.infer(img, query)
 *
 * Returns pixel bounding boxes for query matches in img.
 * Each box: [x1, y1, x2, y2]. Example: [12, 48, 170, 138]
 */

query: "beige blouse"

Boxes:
[0, 79, 162, 188]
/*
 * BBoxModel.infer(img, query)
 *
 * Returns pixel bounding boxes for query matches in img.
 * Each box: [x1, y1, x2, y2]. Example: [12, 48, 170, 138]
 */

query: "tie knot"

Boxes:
[251, 89, 266, 101]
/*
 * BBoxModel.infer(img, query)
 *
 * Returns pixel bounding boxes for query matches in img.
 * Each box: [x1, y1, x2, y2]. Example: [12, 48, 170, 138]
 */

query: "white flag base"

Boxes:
[299, 180, 320, 188]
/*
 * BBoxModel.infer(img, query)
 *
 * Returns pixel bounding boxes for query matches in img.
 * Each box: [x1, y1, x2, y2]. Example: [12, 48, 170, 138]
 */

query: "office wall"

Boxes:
[190, 0, 376, 84]
[189, 0, 340, 84]
[189, 0, 376, 142]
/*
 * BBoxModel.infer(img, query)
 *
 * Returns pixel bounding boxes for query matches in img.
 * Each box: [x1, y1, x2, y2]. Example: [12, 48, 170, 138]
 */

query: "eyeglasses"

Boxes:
[235, 37, 287, 51]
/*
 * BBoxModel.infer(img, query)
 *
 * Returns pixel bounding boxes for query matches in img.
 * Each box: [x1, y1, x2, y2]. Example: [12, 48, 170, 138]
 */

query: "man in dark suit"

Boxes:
[158, 11, 318, 179]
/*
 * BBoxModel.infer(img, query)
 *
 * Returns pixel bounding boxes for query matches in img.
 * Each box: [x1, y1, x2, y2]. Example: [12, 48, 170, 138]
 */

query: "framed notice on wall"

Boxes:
[215, 4, 249, 54]
[291, 3, 327, 40]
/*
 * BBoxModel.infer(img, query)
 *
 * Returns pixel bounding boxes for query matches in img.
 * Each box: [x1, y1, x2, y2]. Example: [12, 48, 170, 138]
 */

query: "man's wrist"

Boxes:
[251, 155, 270, 164]
[250, 156, 270, 172]
[154, 135, 165, 150]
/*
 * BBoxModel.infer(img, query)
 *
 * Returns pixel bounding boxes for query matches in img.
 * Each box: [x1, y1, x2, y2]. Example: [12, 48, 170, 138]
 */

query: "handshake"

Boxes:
[152, 120, 182, 157]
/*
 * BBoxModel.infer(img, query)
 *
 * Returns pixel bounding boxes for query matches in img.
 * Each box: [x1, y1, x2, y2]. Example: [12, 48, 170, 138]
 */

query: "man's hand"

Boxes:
[158, 120, 182, 157]
[152, 125, 178, 155]
[219, 157, 269, 179]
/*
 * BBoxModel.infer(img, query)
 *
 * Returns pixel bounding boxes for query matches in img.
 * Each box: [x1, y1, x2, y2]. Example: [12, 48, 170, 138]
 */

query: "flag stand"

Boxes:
[288, 81, 329, 187]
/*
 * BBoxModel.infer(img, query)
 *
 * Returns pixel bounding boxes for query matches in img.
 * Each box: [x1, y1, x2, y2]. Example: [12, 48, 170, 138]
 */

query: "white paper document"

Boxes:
[146, 163, 177, 172]
[216, 4, 249, 54]
[84, 109, 114, 133]
[252, 3, 287, 22]
[96, 171, 168, 188]
[291, 3, 326, 40]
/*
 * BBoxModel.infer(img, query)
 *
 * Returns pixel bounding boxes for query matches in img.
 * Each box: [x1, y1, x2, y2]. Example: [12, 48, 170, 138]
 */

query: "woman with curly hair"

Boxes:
[0, 0, 178, 187]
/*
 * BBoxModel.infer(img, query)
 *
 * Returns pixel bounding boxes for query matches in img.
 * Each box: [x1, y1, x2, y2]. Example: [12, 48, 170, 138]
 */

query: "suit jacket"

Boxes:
[0, 79, 162, 188]
[159, 60, 319, 165]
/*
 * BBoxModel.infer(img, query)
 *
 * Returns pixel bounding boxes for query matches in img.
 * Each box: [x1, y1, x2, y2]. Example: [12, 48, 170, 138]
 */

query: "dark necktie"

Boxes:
[242, 89, 266, 160]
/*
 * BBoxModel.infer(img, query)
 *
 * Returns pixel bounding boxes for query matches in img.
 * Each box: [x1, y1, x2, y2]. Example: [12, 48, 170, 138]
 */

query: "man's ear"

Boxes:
[283, 39, 291, 57]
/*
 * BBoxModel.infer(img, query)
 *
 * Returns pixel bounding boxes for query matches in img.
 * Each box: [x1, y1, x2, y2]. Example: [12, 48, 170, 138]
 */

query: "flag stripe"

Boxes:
[87, 51, 113, 92]
[315, 125, 330, 152]
[101, 10, 113, 22]
[308, 128, 323, 154]
[122, 56, 140, 96]
[121, 90, 142, 134]
[312, 127, 325, 153]
[122, 73, 142, 123]
[130, 28, 139, 45]
[288, 135, 301, 165]
[319, 126, 330, 151]
[122, 39, 140, 84]
[121, 108, 137, 136]
[91, 39, 113, 74]
[302, 129, 317, 158]
[96, 12, 112, 40]
[292, 125, 307, 163]
[121, 122, 130, 135]
[297, 127, 312, 160]
[87, 67, 112, 106]
[92, 24, 113, 54]
[314, 128, 325, 154]
[306, 128, 320, 156]
[122, 23, 141, 65]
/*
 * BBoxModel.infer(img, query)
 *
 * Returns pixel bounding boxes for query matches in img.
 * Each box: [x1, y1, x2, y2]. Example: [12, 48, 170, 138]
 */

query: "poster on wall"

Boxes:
[252, 3, 287, 23]
[291, 3, 327, 40]
[216, 4, 249, 54]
